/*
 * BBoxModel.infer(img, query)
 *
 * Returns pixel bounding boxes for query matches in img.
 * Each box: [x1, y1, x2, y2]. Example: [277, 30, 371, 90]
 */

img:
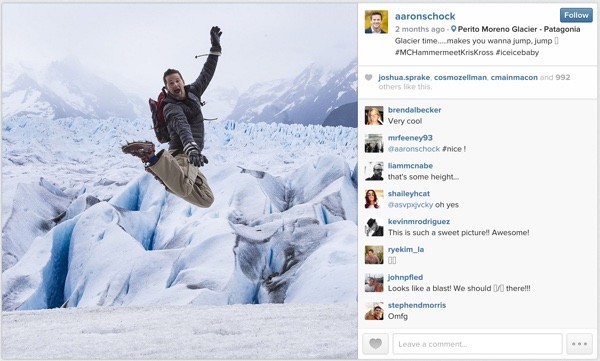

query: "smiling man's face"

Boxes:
[371, 14, 382, 31]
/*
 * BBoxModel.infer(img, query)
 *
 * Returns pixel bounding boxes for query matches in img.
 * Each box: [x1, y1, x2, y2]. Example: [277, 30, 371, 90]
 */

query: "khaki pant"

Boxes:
[147, 150, 214, 208]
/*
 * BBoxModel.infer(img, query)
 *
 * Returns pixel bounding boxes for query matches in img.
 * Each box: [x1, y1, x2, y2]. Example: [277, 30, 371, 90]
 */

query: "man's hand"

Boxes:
[184, 142, 205, 167]
[210, 26, 222, 46]
[210, 26, 222, 53]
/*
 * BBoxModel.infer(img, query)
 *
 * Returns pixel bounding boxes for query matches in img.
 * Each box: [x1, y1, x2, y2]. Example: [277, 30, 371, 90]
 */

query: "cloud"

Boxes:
[3, 3, 357, 96]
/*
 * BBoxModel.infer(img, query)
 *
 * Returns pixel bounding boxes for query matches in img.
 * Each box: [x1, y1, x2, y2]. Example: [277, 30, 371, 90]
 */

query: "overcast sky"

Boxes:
[2, 3, 357, 96]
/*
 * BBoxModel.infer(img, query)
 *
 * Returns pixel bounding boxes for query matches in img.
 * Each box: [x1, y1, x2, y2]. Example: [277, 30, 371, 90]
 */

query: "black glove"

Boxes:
[210, 26, 222, 53]
[184, 142, 205, 167]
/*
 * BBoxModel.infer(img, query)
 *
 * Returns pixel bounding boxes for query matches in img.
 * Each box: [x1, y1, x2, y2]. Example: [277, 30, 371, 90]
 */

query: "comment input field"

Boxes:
[392, 333, 563, 354]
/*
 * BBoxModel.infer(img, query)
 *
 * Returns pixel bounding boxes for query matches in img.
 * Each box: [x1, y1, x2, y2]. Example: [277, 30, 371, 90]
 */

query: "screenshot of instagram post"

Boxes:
[358, 2, 598, 360]
[1, 1, 598, 361]
[1, 2, 358, 359]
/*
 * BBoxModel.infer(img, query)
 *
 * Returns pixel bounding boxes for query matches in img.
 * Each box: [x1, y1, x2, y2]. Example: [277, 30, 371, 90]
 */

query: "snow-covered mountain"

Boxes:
[2, 117, 358, 311]
[226, 60, 357, 126]
[201, 85, 240, 121]
[2, 58, 356, 127]
[2, 58, 146, 120]
[323, 101, 359, 128]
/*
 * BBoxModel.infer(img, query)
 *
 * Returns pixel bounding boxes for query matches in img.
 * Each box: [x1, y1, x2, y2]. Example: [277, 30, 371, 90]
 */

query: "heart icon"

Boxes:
[369, 338, 382, 349]
[365, 74, 373, 81]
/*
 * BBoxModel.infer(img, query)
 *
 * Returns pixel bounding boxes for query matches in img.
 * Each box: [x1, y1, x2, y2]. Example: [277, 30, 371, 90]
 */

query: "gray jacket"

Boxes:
[163, 54, 219, 153]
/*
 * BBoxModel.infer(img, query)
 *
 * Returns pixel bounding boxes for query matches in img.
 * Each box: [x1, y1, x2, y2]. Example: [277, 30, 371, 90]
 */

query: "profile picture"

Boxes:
[365, 106, 383, 125]
[365, 218, 383, 237]
[365, 134, 383, 153]
[364, 189, 383, 209]
[365, 10, 388, 34]
[365, 161, 383, 181]
[364, 245, 384, 264]
[365, 274, 384, 292]
[365, 302, 384, 320]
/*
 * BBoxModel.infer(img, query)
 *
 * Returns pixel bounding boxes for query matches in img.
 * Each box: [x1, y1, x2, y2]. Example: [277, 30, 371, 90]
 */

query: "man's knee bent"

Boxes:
[190, 174, 214, 207]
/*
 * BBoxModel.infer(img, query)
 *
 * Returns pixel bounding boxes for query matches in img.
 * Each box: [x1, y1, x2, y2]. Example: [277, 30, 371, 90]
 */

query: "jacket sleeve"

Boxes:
[189, 54, 219, 98]
[163, 103, 195, 147]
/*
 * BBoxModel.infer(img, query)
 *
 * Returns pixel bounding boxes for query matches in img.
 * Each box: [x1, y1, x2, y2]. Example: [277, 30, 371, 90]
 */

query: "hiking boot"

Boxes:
[122, 141, 155, 164]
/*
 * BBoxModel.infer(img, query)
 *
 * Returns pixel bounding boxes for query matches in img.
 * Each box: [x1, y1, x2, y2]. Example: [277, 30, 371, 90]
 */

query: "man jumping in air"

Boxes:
[122, 26, 222, 208]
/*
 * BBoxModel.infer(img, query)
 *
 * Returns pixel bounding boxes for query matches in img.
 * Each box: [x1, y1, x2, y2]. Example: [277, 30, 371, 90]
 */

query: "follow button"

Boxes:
[560, 8, 593, 23]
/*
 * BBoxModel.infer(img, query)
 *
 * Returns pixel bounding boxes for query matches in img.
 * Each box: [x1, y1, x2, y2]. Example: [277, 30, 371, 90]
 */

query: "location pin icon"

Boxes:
[451, 25, 457, 32]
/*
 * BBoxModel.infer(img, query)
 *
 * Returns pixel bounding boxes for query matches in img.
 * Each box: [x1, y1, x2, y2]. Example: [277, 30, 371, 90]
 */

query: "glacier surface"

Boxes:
[2, 117, 358, 311]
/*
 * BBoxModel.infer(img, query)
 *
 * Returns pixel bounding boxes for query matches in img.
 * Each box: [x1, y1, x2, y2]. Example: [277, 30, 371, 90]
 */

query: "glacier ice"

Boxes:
[2, 117, 357, 311]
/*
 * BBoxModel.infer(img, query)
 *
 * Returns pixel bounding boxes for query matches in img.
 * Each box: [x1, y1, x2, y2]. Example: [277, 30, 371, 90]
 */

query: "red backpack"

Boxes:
[148, 88, 170, 144]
